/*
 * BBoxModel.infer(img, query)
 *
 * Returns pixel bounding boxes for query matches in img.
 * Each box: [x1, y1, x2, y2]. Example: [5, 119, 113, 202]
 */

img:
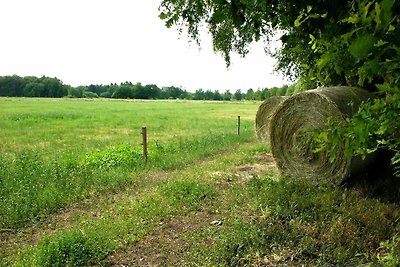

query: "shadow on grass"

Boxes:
[344, 150, 400, 204]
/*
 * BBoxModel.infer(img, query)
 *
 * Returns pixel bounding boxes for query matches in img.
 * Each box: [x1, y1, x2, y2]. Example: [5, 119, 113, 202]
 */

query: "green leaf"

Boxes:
[294, 13, 304, 27]
[374, 40, 388, 47]
[380, 0, 394, 29]
[159, 12, 169, 20]
[348, 33, 375, 59]
[374, 2, 382, 26]
[317, 54, 330, 69]
[341, 14, 359, 24]
[362, 1, 374, 21]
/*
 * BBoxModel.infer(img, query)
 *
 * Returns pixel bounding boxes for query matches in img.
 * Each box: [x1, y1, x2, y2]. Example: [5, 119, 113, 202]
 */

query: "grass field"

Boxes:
[1, 97, 399, 266]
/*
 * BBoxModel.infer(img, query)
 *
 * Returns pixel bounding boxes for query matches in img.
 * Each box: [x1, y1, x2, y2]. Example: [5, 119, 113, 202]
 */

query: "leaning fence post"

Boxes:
[141, 126, 148, 164]
[237, 116, 241, 135]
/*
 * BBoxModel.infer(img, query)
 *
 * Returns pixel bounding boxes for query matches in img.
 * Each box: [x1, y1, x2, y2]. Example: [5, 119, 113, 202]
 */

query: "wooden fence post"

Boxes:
[237, 116, 241, 135]
[141, 126, 148, 164]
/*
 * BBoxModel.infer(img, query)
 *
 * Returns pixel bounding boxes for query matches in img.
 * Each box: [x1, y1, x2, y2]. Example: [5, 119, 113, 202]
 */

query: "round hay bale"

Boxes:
[255, 96, 288, 145]
[270, 86, 374, 184]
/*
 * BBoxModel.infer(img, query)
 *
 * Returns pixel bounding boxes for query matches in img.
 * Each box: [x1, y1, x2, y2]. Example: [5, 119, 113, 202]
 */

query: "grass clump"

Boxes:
[377, 235, 400, 267]
[16, 229, 113, 267]
[83, 144, 143, 169]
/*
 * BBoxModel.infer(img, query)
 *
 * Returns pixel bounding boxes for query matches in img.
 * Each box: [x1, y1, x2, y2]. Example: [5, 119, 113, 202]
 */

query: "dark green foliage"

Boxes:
[0, 74, 287, 101]
[111, 85, 134, 99]
[233, 89, 243, 101]
[0, 75, 67, 97]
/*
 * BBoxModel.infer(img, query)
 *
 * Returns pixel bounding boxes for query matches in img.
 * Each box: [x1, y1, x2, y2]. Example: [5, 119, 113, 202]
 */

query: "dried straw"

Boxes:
[255, 96, 288, 145]
[270, 87, 374, 184]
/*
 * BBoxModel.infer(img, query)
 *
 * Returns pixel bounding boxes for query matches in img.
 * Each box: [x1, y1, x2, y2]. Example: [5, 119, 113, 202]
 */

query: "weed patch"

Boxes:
[83, 144, 143, 169]
[16, 229, 113, 267]
[213, 176, 400, 266]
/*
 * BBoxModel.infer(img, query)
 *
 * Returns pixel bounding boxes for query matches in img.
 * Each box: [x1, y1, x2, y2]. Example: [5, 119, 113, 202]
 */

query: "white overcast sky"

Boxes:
[0, 0, 286, 92]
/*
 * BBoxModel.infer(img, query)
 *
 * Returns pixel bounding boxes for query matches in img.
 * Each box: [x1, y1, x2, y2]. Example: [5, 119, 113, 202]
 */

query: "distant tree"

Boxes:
[0, 75, 25, 96]
[100, 91, 113, 98]
[204, 90, 214, 100]
[82, 91, 99, 98]
[87, 84, 109, 96]
[246, 88, 255, 100]
[253, 90, 263, 100]
[41, 77, 67, 97]
[179, 89, 191, 99]
[24, 79, 45, 97]
[112, 85, 133, 99]
[213, 90, 223, 100]
[233, 89, 243, 101]
[133, 84, 161, 99]
[161, 86, 185, 99]
[106, 84, 119, 97]
[131, 83, 145, 99]
[193, 89, 205, 100]
[68, 86, 86, 98]
[222, 90, 232, 101]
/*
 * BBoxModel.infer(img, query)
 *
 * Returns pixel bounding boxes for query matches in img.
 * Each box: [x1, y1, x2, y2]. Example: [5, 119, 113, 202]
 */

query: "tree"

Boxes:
[143, 84, 161, 99]
[233, 89, 243, 101]
[112, 85, 133, 99]
[222, 90, 232, 101]
[41, 77, 67, 97]
[24, 78, 45, 97]
[0, 75, 25, 96]
[213, 90, 223, 101]
[193, 89, 205, 100]
[246, 88, 255, 100]
[204, 89, 214, 100]
[161, 86, 186, 99]
[159, 0, 400, 171]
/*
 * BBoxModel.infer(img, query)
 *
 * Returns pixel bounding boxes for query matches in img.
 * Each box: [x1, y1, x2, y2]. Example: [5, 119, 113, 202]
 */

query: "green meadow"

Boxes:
[0, 98, 257, 228]
[1, 98, 399, 266]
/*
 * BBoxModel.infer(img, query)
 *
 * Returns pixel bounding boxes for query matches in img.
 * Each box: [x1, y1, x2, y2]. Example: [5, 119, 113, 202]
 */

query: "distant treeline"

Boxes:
[0, 75, 297, 101]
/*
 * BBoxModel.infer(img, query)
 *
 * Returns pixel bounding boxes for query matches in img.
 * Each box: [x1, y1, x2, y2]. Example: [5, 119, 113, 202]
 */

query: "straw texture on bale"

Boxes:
[255, 96, 288, 145]
[270, 87, 374, 184]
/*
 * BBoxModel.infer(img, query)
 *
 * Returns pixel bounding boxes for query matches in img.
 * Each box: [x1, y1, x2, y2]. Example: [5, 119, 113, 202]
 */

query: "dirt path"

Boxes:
[107, 151, 277, 266]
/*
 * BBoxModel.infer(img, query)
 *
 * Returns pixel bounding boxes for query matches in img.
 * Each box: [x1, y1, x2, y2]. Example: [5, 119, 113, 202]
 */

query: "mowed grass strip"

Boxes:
[0, 98, 259, 229]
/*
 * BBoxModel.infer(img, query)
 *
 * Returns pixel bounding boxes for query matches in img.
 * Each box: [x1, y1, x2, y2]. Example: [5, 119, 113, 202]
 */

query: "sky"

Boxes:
[0, 0, 286, 92]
